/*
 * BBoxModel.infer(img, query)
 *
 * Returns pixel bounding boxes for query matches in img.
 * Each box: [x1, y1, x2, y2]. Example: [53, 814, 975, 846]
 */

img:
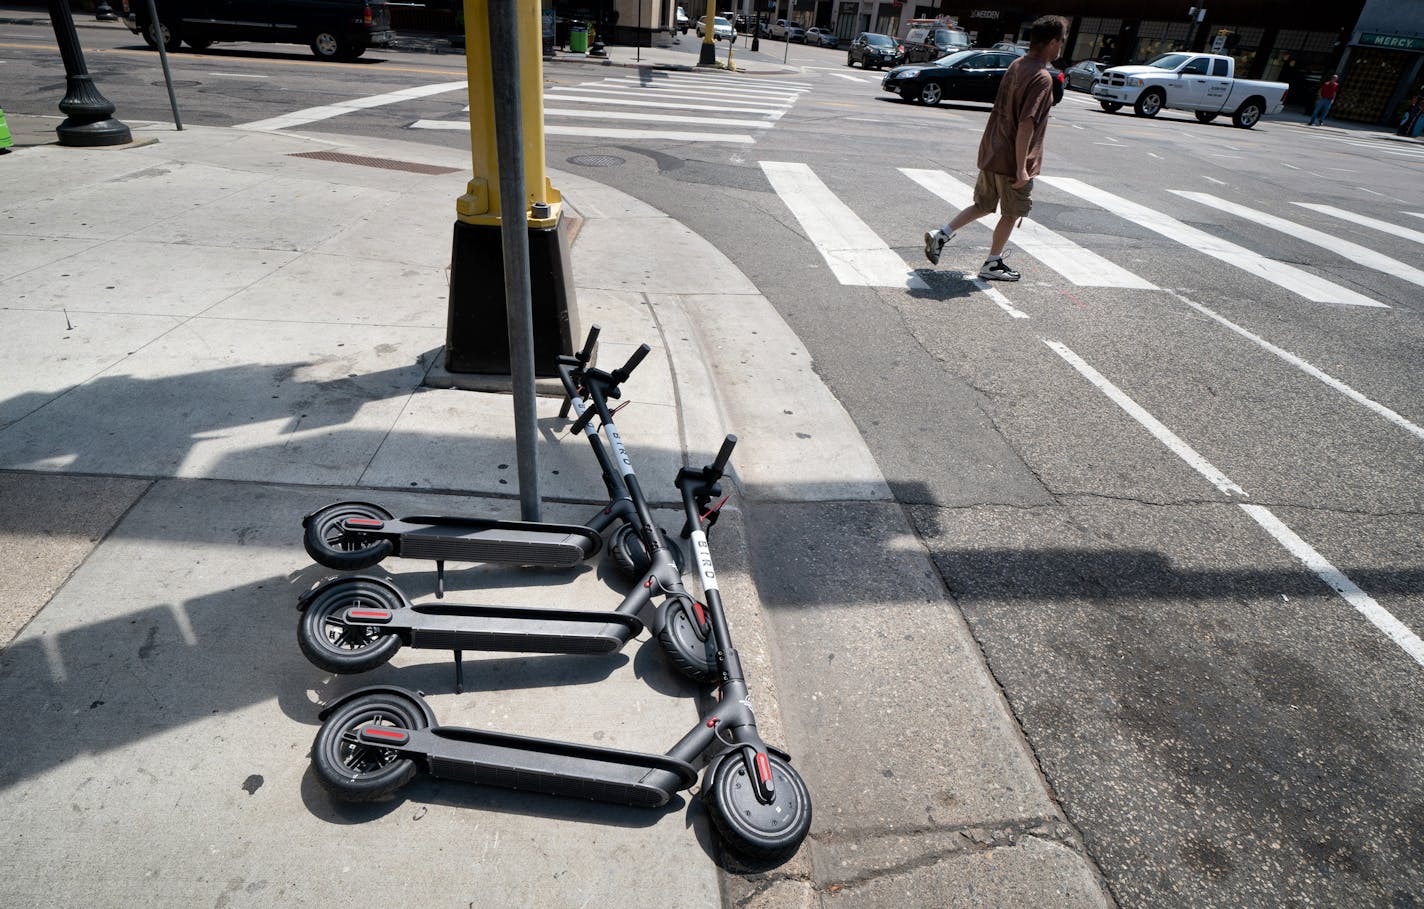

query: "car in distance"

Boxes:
[695, 15, 735, 41]
[804, 26, 839, 48]
[882, 48, 1064, 106]
[1066, 60, 1104, 92]
[847, 32, 899, 69]
[769, 18, 802, 41]
[896, 21, 970, 64]
[120, 0, 393, 59]
[675, 6, 689, 33]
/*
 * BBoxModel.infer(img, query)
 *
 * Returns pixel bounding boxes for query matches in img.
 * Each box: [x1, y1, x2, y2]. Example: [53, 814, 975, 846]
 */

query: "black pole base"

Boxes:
[57, 116, 133, 146]
[56, 75, 131, 146]
[445, 217, 579, 377]
[698, 41, 716, 66]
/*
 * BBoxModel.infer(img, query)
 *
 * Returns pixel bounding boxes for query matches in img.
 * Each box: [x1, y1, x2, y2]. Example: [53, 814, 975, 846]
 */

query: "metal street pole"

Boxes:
[47, 0, 131, 146]
[142, 0, 184, 129]
[637, 0, 642, 61]
[488, 0, 541, 521]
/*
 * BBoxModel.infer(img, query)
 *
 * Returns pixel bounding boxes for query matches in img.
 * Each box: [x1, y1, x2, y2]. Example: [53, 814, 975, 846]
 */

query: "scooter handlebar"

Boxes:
[576, 324, 601, 365]
[611, 344, 651, 385]
[708, 434, 737, 480]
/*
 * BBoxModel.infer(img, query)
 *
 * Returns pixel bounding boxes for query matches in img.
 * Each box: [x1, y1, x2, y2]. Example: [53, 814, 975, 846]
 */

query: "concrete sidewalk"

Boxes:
[0, 110, 1111, 907]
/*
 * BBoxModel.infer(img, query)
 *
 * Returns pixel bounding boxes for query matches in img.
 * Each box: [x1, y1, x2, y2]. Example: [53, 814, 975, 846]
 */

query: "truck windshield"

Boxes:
[1147, 54, 1193, 70]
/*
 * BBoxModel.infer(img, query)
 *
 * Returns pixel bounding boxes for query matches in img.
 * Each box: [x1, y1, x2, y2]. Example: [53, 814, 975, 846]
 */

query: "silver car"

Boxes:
[1066, 60, 1105, 92]
[804, 27, 839, 48]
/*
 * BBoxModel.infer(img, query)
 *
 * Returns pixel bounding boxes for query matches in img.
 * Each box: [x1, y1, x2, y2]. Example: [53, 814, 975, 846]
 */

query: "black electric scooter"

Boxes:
[301, 326, 674, 589]
[310, 437, 813, 860]
[296, 344, 720, 690]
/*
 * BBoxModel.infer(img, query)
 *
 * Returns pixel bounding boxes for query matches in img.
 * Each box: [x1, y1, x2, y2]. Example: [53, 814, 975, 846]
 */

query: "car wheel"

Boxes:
[1195, 111, 1219, 123]
[1100, 100, 1122, 113]
[918, 82, 942, 105]
[1134, 88, 1164, 118]
[145, 21, 181, 52]
[310, 31, 349, 60]
[1232, 99, 1264, 129]
[846, 55, 854, 66]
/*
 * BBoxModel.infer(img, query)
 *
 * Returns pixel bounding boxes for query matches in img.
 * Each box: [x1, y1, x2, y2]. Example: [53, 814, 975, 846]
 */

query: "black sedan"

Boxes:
[881, 49, 1064, 106]
[846, 32, 900, 69]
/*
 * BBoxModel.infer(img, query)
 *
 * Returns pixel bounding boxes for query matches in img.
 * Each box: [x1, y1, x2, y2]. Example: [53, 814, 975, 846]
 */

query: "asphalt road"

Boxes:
[6, 24, 1424, 907]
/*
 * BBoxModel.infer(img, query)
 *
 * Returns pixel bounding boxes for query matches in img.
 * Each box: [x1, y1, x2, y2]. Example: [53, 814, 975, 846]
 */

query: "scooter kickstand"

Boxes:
[436, 560, 446, 599]
[454, 649, 465, 694]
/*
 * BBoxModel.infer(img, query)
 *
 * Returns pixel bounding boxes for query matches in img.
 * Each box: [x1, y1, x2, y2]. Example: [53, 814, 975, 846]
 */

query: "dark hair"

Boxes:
[1028, 15, 1068, 49]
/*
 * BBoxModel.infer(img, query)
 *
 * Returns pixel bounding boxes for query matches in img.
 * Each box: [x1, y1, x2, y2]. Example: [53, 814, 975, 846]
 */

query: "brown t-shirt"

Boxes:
[976, 55, 1054, 179]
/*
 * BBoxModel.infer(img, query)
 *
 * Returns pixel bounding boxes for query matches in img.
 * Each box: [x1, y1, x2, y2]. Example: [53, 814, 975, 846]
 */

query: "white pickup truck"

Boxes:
[1092, 52, 1288, 129]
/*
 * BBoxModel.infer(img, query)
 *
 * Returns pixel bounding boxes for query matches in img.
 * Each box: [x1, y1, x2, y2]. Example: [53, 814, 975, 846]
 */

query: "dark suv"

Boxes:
[846, 32, 899, 69]
[121, 0, 394, 60]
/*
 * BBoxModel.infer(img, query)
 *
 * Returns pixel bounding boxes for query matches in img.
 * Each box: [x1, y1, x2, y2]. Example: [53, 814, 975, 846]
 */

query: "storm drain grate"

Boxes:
[567, 154, 626, 168]
[288, 151, 461, 175]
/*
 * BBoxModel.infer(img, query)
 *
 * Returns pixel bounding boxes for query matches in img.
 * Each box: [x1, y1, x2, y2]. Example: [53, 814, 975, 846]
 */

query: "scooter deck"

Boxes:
[374, 726, 697, 808]
[345, 603, 642, 654]
[363, 516, 602, 566]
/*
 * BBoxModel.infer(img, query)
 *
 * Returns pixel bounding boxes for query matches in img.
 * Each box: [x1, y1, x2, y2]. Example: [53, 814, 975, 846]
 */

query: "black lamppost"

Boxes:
[48, 0, 131, 146]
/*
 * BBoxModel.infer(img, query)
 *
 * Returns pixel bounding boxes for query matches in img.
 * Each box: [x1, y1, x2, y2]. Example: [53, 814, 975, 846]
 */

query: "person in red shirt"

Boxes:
[1309, 74, 1340, 126]
[922, 14, 1069, 281]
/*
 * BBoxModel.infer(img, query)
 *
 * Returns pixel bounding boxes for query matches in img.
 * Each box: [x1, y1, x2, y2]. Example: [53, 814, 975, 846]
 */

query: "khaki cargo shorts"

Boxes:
[972, 170, 1033, 219]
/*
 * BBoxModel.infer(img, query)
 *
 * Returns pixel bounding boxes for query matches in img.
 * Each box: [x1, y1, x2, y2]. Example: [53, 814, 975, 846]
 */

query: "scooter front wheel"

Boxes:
[304, 502, 396, 570]
[703, 751, 812, 860]
[312, 691, 427, 801]
[608, 523, 686, 579]
[298, 578, 405, 673]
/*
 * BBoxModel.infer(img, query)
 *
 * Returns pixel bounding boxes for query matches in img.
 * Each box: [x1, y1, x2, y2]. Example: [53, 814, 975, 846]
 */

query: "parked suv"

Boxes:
[121, 0, 394, 60]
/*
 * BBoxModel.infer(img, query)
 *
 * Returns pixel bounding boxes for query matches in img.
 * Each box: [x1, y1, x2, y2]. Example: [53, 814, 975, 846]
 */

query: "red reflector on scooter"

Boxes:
[344, 518, 385, 529]
[346, 609, 393, 623]
[359, 727, 409, 745]
[755, 752, 772, 784]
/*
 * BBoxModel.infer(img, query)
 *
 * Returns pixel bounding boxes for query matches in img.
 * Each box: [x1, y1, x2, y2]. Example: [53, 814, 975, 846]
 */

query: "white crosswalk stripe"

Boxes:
[1041, 176, 1386, 308]
[1294, 204, 1424, 245]
[761, 163, 1413, 311]
[1173, 192, 1424, 291]
[408, 70, 808, 143]
[760, 161, 928, 290]
[899, 168, 1157, 289]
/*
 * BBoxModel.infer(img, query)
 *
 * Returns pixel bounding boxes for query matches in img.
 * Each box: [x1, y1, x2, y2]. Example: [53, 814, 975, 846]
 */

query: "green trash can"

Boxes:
[569, 23, 588, 53]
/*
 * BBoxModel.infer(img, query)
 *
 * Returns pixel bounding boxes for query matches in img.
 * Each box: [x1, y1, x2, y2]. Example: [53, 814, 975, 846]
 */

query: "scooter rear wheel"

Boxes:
[657, 595, 718, 683]
[298, 578, 405, 673]
[703, 752, 812, 860]
[608, 523, 686, 579]
[312, 691, 426, 801]
[304, 502, 395, 570]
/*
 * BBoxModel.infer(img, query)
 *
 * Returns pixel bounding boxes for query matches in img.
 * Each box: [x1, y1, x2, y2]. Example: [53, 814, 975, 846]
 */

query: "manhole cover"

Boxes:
[152, 80, 201, 87]
[567, 154, 626, 168]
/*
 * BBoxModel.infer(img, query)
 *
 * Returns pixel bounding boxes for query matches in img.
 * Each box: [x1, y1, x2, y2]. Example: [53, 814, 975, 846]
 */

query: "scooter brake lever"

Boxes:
[740, 745, 776, 804]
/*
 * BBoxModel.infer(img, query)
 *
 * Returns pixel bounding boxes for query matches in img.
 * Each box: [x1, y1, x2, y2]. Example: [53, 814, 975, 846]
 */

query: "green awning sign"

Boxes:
[1359, 33, 1424, 51]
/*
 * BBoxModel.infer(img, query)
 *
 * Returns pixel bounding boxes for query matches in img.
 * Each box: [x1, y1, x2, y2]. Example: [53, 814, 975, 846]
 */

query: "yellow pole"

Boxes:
[698, 4, 716, 65]
[457, 0, 560, 230]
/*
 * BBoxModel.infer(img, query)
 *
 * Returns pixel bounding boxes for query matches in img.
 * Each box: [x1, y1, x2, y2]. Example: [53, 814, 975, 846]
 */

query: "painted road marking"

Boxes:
[761, 161, 928, 290]
[235, 81, 467, 130]
[1046, 340, 1424, 670]
[1173, 191, 1424, 291]
[900, 169, 1156, 289]
[1240, 505, 1424, 669]
[1292, 206, 1424, 247]
[542, 93, 785, 117]
[599, 77, 805, 98]
[548, 85, 788, 107]
[1041, 176, 1386, 308]
[544, 108, 773, 128]
[1164, 290, 1424, 444]
[1044, 340, 1246, 497]
[545, 124, 755, 143]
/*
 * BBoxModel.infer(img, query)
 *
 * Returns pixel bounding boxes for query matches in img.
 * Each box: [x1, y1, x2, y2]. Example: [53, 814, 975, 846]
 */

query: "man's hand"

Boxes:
[1012, 170, 1031, 190]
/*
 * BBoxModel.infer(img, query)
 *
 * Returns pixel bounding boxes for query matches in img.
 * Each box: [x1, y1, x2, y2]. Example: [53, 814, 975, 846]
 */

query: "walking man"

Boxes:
[1308, 74, 1340, 126]
[923, 14, 1068, 282]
